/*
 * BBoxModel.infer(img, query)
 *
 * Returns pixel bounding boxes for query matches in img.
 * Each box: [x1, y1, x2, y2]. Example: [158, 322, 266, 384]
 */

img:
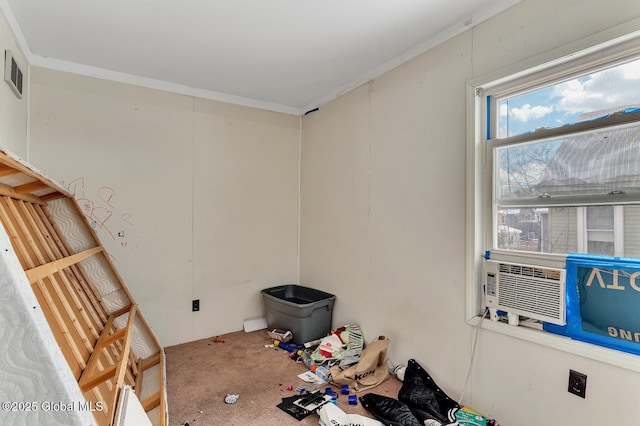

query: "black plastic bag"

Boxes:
[359, 394, 422, 426]
[398, 359, 459, 424]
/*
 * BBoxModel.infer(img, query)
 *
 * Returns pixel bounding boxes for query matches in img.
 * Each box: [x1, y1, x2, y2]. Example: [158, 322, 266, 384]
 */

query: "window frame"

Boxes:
[466, 22, 640, 371]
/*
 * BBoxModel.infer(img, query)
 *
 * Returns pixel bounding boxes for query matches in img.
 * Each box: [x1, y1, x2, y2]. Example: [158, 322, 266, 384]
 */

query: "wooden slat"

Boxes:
[129, 352, 139, 377]
[127, 352, 139, 390]
[20, 201, 99, 345]
[113, 306, 137, 388]
[14, 180, 50, 194]
[110, 303, 134, 319]
[31, 204, 125, 392]
[67, 198, 164, 349]
[36, 277, 89, 365]
[0, 197, 40, 262]
[26, 203, 102, 337]
[0, 151, 72, 198]
[160, 351, 166, 424]
[0, 164, 20, 177]
[0, 197, 87, 370]
[42, 200, 142, 408]
[95, 328, 126, 349]
[4, 197, 92, 359]
[0, 182, 44, 204]
[134, 357, 144, 394]
[141, 392, 161, 412]
[80, 364, 117, 393]
[40, 191, 66, 202]
[61, 197, 167, 424]
[30, 283, 81, 377]
[25, 246, 103, 284]
[36, 204, 109, 325]
[0, 197, 32, 267]
[140, 352, 161, 371]
[110, 305, 137, 425]
[80, 305, 133, 384]
[12, 201, 93, 355]
[79, 305, 135, 393]
[134, 351, 162, 397]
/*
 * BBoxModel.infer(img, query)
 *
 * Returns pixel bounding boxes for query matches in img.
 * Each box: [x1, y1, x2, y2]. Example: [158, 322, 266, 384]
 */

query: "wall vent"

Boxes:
[4, 50, 23, 98]
[485, 260, 566, 325]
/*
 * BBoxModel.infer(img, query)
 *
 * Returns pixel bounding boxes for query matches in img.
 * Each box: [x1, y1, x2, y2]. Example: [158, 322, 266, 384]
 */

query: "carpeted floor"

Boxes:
[165, 329, 402, 426]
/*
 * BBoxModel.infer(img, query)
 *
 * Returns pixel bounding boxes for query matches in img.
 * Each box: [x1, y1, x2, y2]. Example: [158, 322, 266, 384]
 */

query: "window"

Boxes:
[491, 57, 640, 258]
[467, 29, 640, 369]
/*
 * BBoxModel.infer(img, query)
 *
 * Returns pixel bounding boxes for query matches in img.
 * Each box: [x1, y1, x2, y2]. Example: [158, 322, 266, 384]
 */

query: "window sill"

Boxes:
[467, 315, 640, 372]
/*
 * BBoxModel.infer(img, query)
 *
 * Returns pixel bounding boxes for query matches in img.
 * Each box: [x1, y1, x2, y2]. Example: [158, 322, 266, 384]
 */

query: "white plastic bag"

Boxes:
[318, 403, 383, 426]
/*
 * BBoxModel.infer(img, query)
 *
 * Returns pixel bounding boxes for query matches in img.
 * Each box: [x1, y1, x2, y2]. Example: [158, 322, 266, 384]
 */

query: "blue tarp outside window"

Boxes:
[545, 253, 640, 355]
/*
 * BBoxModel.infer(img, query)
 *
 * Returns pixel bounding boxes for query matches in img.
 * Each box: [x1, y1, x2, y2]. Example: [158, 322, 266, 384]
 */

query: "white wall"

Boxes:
[300, 23, 473, 411]
[300, 0, 640, 425]
[191, 99, 300, 339]
[0, 11, 27, 157]
[28, 68, 300, 347]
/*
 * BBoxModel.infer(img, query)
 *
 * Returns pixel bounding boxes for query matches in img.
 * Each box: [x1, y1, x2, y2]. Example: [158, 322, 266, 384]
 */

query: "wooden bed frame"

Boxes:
[0, 150, 166, 426]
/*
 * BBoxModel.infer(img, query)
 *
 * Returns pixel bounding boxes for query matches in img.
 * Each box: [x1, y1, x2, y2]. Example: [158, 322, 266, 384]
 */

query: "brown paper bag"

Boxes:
[329, 336, 390, 391]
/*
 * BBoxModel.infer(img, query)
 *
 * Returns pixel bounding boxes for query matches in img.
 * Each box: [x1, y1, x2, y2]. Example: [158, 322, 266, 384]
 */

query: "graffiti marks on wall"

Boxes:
[63, 177, 134, 260]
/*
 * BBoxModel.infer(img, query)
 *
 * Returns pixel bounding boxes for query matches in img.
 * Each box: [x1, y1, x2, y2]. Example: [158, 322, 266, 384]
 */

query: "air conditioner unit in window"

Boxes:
[484, 260, 566, 326]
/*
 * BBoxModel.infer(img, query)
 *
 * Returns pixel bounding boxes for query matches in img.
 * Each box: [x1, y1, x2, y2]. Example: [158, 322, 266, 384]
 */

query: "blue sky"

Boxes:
[497, 58, 640, 138]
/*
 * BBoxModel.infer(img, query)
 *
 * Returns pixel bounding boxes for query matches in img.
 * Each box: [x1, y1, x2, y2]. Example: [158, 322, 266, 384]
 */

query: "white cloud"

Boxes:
[620, 59, 640, 80]
[553, 58, 640, 116]
[501, 58, 640, 135]
[510, 104, 553, 122]
[553, 79, 602, 114]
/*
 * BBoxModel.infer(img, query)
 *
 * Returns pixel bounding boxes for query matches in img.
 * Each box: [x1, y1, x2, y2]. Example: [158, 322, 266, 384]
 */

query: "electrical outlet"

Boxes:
[568, 369, 587, 398]
[192, 299, 200, 312]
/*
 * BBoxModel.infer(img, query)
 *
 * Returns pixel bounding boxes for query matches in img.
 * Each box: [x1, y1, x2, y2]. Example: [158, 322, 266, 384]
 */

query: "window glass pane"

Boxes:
[497, 58, 640, 138]
[586, 205, 614, 230]
[546, 207, 576, 254]
[496, 205, 640, 257]
[587, 230, 614, 242]
[587, 240, 615, 256]
[496, 207, 553, 253]
[496, 123, 640, 200]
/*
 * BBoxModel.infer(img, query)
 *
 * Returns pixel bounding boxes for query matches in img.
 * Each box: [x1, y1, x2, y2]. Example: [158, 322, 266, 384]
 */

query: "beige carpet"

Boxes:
[165, 330, 402, 426]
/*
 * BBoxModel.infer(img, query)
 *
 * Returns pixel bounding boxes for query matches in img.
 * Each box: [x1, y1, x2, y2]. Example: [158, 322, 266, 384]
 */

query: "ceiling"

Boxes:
[2, 0, 520, 115]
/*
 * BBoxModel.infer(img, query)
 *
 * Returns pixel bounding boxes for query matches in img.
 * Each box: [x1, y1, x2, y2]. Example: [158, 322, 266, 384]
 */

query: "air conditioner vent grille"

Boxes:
[498, 262, 561, 281]
[486, 260, 566, 325]
[498, 274, 562, 317]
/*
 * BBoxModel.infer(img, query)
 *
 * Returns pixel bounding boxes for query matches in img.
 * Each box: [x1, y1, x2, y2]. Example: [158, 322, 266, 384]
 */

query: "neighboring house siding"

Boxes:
[548, 207, 577, 254]
[624, 205, 640, 258]
[548, 206, 640, 257]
